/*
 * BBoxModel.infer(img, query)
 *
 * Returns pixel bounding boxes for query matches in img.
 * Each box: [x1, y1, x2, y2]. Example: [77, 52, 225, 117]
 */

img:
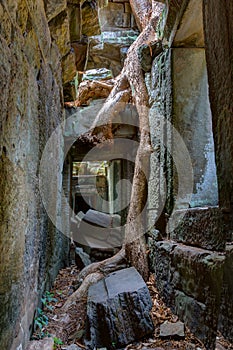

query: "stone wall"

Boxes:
[85, 0, 138, 77]
[0, 1, 73, 349]
[172, 47, 218, 208]
[203, 0, 233, 212]
[147, 0, 232, 348]
[145, 49, 172, 231]
[218, 244, 233, 342]
[152, 240, 225, 349]
[99, 0, 136, 32]
[203, 1, 233, 342]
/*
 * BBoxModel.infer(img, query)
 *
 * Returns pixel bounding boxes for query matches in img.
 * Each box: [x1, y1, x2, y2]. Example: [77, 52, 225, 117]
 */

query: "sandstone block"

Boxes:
[45, 0, 66, 22]
[124, 3, 131, 13]
[99, 3, 125, 30]
[85, 267, 154, 349]
[82, 3, 101, 36]
[49, 10, 70, 57]
[218, 244, 233, 343]
[61, 51, 76, 84]
[82, 68, 113, 81]
[160, 321, 185, 339]
[153, 240, 225, 349]
[169, 207, 225, 251]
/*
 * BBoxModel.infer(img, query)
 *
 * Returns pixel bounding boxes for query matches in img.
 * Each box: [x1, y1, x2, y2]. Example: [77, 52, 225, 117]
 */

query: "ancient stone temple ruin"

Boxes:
[0, 0, 232, 349]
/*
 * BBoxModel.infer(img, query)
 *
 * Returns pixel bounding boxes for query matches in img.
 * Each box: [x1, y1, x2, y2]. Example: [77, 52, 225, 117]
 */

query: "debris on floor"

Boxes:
[159, 321, 185, 339]
[30, 266, 233, 350]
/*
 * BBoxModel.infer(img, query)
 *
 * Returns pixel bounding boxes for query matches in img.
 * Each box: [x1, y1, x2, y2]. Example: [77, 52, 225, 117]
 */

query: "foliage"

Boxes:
[33, 291, 58, 339]
[53, 337, 63, 349]
[34, 307, 49, 339]
[41, 291, 58, 311]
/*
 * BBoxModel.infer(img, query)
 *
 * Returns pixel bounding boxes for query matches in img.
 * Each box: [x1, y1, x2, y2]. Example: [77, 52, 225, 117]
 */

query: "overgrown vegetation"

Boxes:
[32, 291, 63, 348]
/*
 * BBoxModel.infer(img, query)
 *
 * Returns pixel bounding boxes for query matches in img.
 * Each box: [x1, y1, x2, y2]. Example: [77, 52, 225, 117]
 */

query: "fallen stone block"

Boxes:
[26, 337, 54, 350]
[160, 321, 185, 339]
[85, 267, 154, 349]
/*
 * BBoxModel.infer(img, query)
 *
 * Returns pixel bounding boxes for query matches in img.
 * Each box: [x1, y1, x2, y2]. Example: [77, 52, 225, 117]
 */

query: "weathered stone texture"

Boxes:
[172, 48, 218, 207]
[145, 49, 172, 229]
[26, 337, 54, 350]
[0, 1, 70, 349]
[161, 0, 189, 45]
[169, 207, 225, 251]
[48, 10, 71, 57]
[61, 51, 77, 84]
[153, 241, 225, 349]
[160, 321, 185, 339]
[68, 4, 81, 42]
[218, 244, 233, 343]
[203, 1, 233, 211]
[44, 0, 67, 22]
[81, 2, 101, 37]
[86, 30, 139, 76]
[173, 0, 204, 47]
[172, 48, 218, 208]
[85, 268, 154, 349]
[99, 2, 130, 31]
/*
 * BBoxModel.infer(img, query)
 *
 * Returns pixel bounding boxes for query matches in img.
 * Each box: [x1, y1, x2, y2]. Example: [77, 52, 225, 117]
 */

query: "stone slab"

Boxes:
[45, 0, 67, 22]
[173, 0, 204, 47]
[83, 209, 113, 228]
[82, 68, 113, 81]
[66, 345, 83, 350]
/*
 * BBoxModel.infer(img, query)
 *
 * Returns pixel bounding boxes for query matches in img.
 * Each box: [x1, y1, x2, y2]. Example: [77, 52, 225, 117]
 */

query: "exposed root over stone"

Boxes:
[61, 0, 165, 325]
[31, 267, 233, 350]
[77, 1, 165, 282]
[62, 247, 127, 311]
[62, 272, 103, 312]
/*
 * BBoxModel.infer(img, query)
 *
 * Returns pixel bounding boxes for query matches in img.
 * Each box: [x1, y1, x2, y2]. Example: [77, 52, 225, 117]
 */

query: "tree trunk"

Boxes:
[65, 2, 165, 309]
[88, 0, 164, 280]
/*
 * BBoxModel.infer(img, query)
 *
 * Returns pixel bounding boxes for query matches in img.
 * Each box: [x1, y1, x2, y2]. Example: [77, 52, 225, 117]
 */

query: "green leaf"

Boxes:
[35, 320, 43, 330]
[53, 337, 63, 345]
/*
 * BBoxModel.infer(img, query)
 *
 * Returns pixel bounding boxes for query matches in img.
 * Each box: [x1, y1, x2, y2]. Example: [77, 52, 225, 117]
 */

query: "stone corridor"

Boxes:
[0, 0, 232, 349]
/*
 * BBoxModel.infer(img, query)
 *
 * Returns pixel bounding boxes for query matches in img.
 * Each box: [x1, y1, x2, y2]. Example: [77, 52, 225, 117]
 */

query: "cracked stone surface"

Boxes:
[85, 267, 154, 349]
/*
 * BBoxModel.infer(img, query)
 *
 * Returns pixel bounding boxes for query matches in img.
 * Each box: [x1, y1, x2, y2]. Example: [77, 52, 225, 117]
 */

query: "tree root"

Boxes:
[62, 248, 127, 311]
[62, 272, 104, 312]
[64, 0, 165, 309]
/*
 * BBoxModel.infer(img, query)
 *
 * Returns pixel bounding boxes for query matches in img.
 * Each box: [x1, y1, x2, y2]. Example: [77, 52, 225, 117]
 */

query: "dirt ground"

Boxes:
[32, 265, 233, 350]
